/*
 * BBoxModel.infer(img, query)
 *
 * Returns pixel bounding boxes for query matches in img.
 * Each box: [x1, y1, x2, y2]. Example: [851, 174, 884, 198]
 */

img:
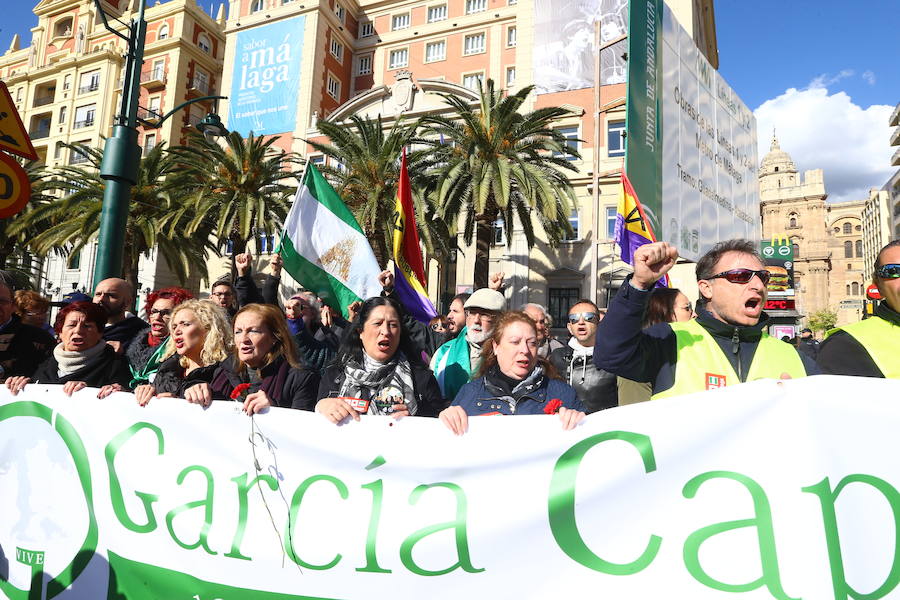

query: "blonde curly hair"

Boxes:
[162, 299, 233, 367]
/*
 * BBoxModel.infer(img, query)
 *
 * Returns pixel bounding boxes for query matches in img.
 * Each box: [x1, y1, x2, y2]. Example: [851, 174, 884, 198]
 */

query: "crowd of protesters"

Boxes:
[2, 237, 899, 433]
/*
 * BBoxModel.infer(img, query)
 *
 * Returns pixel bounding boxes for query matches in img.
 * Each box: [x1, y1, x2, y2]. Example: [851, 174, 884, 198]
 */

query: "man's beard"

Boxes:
[466, 326, 491, 345]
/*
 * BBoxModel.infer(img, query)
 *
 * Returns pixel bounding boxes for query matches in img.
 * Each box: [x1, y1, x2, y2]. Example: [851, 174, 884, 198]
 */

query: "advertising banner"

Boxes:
[227, 16, 306, 136]
[761, 238, 795, 297]
[626, 0, 759, 262]
[4, 377, 900, 598]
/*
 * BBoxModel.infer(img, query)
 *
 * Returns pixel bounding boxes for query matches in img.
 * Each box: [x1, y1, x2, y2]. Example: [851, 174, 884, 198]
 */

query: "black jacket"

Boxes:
[548, 344, 618, 413]
[32, 344, 132, 388]
[594, 276, 819, 396]
[103, 316, 149, 352]
[317, 360, 448, 417]
[210, 355, 320, 410]
[817, 303, 900, 377]
[153, 355, 220, 397]
[0, 315, 55, 379]
[235, 273, 281, 308]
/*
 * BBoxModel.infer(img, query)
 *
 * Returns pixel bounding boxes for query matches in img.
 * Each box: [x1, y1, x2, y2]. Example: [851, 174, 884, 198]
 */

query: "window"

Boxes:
[564, 209, 579, 241]
[607, 119, 625, 157]
[846, 263, 852, 270]
[833, 227, 839, 234]
[462, 72, 483, 90]
[148, 96, 161, 118]
[388, 48, 408, 69]
[54, 17, 73, 38]
[198, 34, 211, 54]
[505, 66, 516, 87]
[844, 240, 852, 258]
[69, 143, 90, 165]
[359, 22, 374, 37]
[392, 14, 410, 30]
[225, 240, 234, 255]
[63, 74, 72, 90]
[67, 249, 81, 270]
[507, 26, 517, 47]
[555, 126, 579, 160]
[788, 213, 798, 228]
[465, 0, 487, 14]
[549, 288, 580, 328]
[334, 5, 345, 23]
[150, 59, 165, 80]
[192, 68, 210, 94]
[606, 206, 617, 239]
[492, 219, 505, 245]
[856, 239, 862, 257]
[357, 55, 372, 75]
[793, 242, 800, 258]
[427, 5, 447, 22]
[250, 0, 264, 13]
[846, 284, 851, 295]
[855, 225, 861, 231]
[464, 33, 486, 55]
[79, 71, 100, 94]
[73, 104, 95, 128]
[143, 133, 157, 155]
[59, 105, 67, 124]
[852, 282, 860, 296]
[327, 75, 341, 100]
[425, 40, 446, 62]
[843, 222, 851, 234]
[330, 39, 344, 62]
[258, 233, 276, 253]
[54, 141, 65, 160]
[158, 24, 169, 40]
[508, 0, 517, 4]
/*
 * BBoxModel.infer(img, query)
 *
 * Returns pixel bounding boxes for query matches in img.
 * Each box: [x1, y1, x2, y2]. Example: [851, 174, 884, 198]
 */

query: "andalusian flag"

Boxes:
[615, 172, 669, 287]
[278, 164, 382, 318]
[391, 150, 437, 323]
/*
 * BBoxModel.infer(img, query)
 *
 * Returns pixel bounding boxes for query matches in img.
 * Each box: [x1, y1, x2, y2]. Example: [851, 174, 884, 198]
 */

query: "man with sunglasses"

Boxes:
[549, 300, 618, 412]
[818, 240, 900, 378]
[595, 239, 817, 399]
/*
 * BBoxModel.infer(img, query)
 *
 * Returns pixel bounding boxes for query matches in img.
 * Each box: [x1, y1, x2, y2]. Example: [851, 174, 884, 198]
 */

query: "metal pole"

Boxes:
[589, 21, 601, 305]
[92, 0, 146, 289]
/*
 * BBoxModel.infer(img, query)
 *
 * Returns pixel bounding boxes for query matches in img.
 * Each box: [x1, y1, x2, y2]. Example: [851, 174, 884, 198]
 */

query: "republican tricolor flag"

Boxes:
[391, 150, 438, 323]
[615, 172, 669, 288]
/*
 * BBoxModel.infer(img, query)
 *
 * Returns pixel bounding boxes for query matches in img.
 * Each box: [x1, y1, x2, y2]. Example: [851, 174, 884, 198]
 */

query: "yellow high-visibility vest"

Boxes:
[826, 316, 900, 379]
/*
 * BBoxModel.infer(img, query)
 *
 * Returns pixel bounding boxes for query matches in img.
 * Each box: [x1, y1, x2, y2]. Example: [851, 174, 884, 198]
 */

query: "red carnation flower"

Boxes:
[544, 399, 563, 415]
[230, 383, 251, 400]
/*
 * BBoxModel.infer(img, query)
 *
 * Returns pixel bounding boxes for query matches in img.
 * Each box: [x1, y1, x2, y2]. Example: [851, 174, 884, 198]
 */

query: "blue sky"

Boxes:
[2, 0, 896, 202]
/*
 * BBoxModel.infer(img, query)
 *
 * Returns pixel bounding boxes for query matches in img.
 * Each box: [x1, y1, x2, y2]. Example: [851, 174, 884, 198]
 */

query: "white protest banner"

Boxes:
[2, 375, 900, 599]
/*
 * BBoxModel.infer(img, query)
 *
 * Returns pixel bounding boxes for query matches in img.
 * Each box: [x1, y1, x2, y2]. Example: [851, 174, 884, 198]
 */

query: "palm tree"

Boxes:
[305, 114, 449, 268]
[171, 131, 301, 267]
[418, 79, 580, 288]
[11, 142, 215, 289]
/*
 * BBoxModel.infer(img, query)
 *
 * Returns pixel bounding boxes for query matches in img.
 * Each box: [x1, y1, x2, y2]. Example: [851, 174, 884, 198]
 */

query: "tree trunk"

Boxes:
[370, 228, 390, 271]
[473, 219, 491, 290]
[122, 246, 141, 312]
[229, 234, 248, 278]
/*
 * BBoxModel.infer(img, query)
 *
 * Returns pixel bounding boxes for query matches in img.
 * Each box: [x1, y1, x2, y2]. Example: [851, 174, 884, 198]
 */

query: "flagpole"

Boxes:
[277, 159, 311, 258]
[590, 19, 601, 305]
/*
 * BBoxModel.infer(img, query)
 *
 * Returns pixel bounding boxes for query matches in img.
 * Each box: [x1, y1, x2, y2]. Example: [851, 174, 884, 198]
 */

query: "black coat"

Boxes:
[153, 355, 220, 397]
[103, 316, 149, 353]
[0, 315, 55, 379]
[318, 359, 448, 417]
[210, 355, 320, 410]
[32, 344, 132, 388]
[548, 345, 618, 413]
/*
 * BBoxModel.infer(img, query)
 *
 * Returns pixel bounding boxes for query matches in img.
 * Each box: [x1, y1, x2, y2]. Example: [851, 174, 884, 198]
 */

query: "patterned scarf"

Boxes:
[339, 352, 417, 415]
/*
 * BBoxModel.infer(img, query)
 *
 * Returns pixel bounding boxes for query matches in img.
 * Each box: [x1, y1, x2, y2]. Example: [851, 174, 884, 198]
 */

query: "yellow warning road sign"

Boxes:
[0, 151, 31, 218]
[0, 82, 38, 161]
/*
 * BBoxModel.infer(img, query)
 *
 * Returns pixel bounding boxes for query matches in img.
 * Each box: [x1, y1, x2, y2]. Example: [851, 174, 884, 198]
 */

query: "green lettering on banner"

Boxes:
[285, 475, 349, 570]
[227, 472, 279, 561]
[105, 422, 163, 533]
[106, 551, 345, 600]
[164, 465, 217, 555]
[803, 475, 900, 600]
[399, 483, 483, 576]
[548, 431, 661, 575]
[356, 478, 392, 573]
[682, 471, 797, 599]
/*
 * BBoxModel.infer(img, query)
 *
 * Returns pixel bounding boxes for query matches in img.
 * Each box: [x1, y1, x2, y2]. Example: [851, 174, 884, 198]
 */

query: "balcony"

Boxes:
[78, 82, 99, 95]
[188, 77, 210, 95]
[893, 146, 900, 167]
[891, 102, 900, 128]
[33, 94, 55, 107]
[28, 126, 51, 140]
[140, 69, 166, 90]
[73, 118, 95, 129]
[137, 107, 163, 122]
[892, 126, 900, 147]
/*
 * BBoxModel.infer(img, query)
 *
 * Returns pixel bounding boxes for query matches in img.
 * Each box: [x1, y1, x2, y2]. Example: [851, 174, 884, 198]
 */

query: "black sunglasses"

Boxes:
[707, 268, 771, 286]
[876, 264, 900, 279]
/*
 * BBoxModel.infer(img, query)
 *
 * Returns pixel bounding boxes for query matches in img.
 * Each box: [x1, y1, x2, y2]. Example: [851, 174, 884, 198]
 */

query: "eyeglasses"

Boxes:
[465, 308, 496, 322]
[876, 264, 900, 279]
[567, 312, 598, 324]
[706, 269, 771, 286]
[149, 308, 173, 318]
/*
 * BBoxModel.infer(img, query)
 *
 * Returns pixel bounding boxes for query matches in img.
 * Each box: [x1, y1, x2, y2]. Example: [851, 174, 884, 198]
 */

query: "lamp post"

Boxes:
[91, 0, 227, 290]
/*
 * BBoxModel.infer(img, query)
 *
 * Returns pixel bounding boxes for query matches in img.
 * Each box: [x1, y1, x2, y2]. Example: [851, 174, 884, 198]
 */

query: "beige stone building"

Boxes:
[759, 134, 869, 329]
[1, 0, 226, 300]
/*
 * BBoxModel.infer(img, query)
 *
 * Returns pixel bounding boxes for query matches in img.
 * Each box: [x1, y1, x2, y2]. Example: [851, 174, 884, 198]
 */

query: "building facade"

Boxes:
[1, 0, 225, 300]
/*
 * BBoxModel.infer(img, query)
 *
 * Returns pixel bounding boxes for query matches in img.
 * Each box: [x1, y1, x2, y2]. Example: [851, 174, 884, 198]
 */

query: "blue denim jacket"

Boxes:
[451, 374, 583, 416]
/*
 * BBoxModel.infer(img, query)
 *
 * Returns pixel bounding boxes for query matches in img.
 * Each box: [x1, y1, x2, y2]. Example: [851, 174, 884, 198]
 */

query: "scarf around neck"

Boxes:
[340, 352, 417, 415]
[484, 364, 545, 414]
[54, 342, 107, 378]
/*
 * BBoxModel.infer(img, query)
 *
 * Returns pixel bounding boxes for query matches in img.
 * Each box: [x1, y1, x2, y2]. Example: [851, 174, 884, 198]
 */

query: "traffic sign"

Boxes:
[0, 151, 31, 218]
[0, 81, 38, 161]
[866, 283, 882, 300]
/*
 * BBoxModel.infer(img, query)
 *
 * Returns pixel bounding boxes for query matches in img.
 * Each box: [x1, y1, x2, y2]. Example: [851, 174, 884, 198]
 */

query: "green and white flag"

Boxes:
[278, 164, 382, 317]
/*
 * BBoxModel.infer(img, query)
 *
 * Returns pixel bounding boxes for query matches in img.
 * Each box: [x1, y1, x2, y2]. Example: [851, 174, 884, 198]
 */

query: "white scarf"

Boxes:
[53, 342, 107, 378]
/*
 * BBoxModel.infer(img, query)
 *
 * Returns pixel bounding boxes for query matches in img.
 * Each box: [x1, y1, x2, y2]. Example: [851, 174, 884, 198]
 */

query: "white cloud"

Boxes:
[806, 69, 854, 90]
[862, 70, 877, 85]
[754, 86, 894, 203]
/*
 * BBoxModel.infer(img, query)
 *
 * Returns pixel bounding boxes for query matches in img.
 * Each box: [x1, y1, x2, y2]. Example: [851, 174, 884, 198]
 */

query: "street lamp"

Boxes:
[91, 0, 228, 290]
